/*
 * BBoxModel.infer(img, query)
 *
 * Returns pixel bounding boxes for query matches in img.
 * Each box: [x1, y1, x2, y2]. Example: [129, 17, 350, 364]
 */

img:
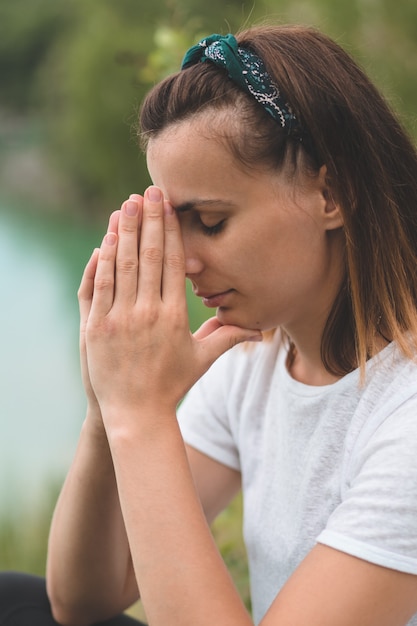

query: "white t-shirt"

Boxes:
[177, 333, 417, 625]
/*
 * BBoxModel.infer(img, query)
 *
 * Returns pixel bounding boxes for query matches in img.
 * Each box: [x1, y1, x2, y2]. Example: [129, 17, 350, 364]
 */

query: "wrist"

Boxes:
[102, 405, 179, 447]
[83, 407, 108, 442]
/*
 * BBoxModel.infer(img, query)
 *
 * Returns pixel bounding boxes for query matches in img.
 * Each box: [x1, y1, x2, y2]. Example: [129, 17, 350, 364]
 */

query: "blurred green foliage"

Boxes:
[1, 0, 416, 612]
[1, 0, 416, 218]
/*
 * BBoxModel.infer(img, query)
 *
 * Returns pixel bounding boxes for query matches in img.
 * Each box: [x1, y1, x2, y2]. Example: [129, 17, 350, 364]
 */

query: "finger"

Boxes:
[197, 324, 263, 369]
[137, 186, 164, 300]
[78, 248, 100, 324]
[194, 317, 263, 342]
[161, 201, 187, 307]
[128, 195, 144, 248]
[90, 232, 118, 317]
[110, 196, 143, 240]
[193, 317, 223, 340]
[128, 193, 143, 202]
[107, 210, 121, 234]
[114, 197, 143, 304]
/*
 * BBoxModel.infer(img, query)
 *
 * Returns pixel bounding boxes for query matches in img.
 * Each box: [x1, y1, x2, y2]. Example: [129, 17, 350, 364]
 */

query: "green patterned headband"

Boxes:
[181, 33, 300, 135]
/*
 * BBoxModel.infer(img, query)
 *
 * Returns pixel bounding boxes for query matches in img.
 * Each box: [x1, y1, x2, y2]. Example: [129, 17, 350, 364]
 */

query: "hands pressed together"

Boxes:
[49, 187, 417, 626]
[77, 187, 262, 436]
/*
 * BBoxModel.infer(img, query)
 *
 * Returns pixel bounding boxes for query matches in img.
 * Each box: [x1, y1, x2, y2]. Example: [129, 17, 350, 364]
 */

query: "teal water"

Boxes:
[0, 203, 210, 514]
[0, 208, 90, 512]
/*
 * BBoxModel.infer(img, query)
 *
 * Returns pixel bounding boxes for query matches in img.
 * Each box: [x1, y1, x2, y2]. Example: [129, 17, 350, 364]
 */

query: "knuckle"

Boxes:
[94, 277, 114, 292]
[140, 302, 160, 325]
[170, 309, 185, 330]
[141, 246, 163, 264]
[86, 315, 117, 340]
[145, 208, 163, 220]
[85, 320, 100, 342]
[117, 258, 138, 274]
[78, 290, 90, 307]
[165, 253, 185, 271]
[119, 221, 137, 235]
[99, 247, 115, 261]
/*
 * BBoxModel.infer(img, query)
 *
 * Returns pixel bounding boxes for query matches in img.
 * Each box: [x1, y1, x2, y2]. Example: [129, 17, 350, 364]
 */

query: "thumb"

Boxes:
[193, 316, 223, 340]
[78, 248, 99, 324]
[197, 323, 263, 367]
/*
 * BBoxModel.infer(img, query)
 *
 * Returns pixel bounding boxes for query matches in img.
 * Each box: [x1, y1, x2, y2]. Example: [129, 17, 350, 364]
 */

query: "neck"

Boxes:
[283, 230, 347, 386]
[282, 312, 338, 385]
[286, 342, 341, 386]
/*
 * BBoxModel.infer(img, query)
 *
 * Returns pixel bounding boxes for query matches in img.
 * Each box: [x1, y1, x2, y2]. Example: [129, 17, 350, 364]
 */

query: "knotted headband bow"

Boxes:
[181, 33, 299, 134]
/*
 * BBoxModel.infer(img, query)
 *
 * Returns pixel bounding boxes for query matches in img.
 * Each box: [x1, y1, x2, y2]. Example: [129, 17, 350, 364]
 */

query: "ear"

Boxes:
[318, 165, 344, 230]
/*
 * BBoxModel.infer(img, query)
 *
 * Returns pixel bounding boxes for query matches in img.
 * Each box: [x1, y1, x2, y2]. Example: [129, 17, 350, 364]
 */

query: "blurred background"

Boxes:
[1, 0, 416, 617]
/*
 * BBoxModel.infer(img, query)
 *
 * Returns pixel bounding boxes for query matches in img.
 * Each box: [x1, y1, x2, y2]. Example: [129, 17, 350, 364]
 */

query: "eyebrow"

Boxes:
[175, 199, 236, 213]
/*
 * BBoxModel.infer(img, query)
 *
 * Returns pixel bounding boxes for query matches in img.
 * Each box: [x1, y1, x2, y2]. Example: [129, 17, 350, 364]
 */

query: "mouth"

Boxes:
[194, 289, 234, 308]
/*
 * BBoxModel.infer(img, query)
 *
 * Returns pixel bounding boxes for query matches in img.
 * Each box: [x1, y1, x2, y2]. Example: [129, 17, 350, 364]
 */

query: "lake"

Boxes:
[0, 206, 95, 514]
[0, 203, 209, 515]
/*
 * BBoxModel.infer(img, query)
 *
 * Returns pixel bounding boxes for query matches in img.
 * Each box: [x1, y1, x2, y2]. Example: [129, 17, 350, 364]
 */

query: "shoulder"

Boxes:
[342, 343, 417, 473]
[318, 349, 417, 578]
[351, 341, 417, 431]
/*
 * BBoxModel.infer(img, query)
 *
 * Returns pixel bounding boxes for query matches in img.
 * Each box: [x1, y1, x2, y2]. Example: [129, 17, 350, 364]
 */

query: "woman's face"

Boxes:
[146, 117, 344, 336]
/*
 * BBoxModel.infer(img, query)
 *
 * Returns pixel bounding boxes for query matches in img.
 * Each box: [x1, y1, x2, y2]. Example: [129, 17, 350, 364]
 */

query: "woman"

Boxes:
[2, 24, 417, 626]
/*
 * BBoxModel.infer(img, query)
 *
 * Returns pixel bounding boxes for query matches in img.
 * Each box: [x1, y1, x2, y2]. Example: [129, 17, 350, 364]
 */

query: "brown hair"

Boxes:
[139, 25, 417, 376]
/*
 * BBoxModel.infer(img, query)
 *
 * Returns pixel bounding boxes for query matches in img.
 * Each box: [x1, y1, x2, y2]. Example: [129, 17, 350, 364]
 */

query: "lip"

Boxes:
[195, 289, 234, 308]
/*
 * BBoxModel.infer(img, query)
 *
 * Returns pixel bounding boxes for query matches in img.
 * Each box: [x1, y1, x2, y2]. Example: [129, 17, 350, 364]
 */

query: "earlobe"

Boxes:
[323, 190, 344, 230]
[319, 166, 344, 230]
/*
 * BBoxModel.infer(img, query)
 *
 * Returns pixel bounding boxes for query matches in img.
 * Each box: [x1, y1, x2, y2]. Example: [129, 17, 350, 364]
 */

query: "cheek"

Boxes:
[236, 220, 324, 287]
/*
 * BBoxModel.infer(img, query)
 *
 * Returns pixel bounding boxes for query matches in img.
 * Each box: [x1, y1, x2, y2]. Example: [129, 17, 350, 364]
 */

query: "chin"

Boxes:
[215, 307, 241, 327]
[216, 308, 280, 336]
[215, 307, 261, 330]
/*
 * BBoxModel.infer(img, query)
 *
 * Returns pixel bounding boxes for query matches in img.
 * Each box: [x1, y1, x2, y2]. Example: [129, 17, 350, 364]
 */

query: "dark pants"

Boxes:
[0, 572, 145, 626]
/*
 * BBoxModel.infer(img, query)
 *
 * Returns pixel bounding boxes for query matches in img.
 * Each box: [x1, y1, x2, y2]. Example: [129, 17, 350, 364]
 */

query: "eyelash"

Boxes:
[198, 217, 226, 236]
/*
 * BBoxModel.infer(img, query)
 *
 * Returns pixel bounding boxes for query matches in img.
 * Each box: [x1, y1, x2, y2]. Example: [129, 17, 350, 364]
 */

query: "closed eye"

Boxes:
[174, 199, 233, 237]
[197, 215, 226, 236]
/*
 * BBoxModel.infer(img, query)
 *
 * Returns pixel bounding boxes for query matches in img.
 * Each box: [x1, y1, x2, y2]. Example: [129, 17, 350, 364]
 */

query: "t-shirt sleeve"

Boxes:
[317, 398, 417, 574]
[177, 350, 241, 471]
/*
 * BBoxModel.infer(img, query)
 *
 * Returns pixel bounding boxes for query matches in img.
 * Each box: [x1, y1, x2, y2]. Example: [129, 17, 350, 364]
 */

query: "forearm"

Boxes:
[79, 189, 260, 625]
[107, 413, 252, 626]
[46, 411, 138, 625]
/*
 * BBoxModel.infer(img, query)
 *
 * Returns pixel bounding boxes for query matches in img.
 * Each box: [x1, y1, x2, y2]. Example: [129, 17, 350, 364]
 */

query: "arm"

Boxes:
[47, 435, 238, 626]
[46, 415, 138, 626]
[86, 187, 417, 626]
[263, 544, 417, 626]
[46, 201, 242, 626]
[47, 212, 138, 626]
[185, 445, 241, 524]
[100, 407, 417, 626]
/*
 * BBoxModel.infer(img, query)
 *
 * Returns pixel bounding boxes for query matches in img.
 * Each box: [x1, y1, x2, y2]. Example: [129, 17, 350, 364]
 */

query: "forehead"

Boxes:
[146, 117, 251, 193]
[145, 121, 300, 221]
[147, 114, 235, 162]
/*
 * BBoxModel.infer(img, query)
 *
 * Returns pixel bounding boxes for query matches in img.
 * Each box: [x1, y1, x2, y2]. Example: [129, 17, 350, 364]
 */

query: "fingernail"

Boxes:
[104, 233, 117, 245]
[164, 200, 174, 215]
[124, 200, 138, 216]
[146, 186, 162, 202]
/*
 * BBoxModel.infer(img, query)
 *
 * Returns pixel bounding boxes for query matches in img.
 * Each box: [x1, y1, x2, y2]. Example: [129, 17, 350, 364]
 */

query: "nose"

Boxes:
[183, 235, 205, 276]
[185, 256, 204, 275]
